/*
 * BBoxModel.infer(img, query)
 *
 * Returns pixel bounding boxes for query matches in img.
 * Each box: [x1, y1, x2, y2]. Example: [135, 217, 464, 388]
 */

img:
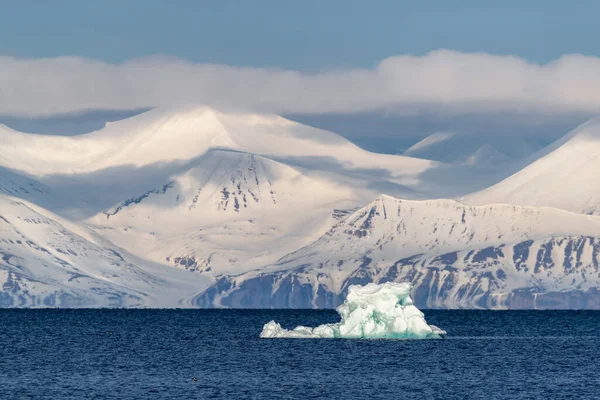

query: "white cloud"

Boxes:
[2, 50, 600, 117]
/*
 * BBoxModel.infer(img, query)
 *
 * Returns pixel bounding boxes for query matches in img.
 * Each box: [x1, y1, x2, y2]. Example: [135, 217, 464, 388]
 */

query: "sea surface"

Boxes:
[1, 309, 599, 399]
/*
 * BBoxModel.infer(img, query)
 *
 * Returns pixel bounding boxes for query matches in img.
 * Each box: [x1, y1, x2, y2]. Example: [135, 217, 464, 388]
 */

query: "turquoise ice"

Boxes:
[260, 282, 446, 339]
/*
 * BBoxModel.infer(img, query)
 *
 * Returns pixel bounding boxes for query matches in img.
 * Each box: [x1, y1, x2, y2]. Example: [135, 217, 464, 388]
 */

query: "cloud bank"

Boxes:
[2, 50, 600, 117]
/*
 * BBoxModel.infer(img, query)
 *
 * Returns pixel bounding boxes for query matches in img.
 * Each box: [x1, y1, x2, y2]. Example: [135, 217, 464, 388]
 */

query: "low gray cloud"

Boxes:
[2, 50, 600, 117]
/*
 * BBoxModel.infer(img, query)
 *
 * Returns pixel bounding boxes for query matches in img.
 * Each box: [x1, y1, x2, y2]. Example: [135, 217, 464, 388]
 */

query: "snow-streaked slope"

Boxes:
[404, 132, 545, 166]
[276, 195, 600, 275]
[0, 195, 210, 307]
[87, 149, 368, 276]
[197, 195, 600, 308]
[466, 118, 600, 215]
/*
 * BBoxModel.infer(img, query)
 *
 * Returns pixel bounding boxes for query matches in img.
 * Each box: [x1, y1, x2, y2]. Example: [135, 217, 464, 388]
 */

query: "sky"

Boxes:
[3, 0, 600, 68]
[1, 1, 600, 150]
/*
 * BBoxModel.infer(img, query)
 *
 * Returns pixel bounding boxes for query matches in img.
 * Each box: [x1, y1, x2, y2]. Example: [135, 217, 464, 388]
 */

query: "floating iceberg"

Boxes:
[260, 282, 446, 339]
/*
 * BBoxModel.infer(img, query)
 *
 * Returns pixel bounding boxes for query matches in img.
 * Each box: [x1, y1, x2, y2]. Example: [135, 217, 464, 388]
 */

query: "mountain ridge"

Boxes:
[197, 194, 600, 308]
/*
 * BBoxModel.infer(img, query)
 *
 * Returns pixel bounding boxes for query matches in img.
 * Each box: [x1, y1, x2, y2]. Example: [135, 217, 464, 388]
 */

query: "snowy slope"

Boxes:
[0, 107, 433, 180]
[466, 119, 600, 215]
[197, 195, 600, 308]
[0, 166, 53, 205]
[0, 194, 210, 307]
[403, 132, 544, 166]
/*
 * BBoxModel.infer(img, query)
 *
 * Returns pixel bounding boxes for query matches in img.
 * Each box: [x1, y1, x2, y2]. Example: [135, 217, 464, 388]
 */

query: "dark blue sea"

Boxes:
[1, 310, 599, 399]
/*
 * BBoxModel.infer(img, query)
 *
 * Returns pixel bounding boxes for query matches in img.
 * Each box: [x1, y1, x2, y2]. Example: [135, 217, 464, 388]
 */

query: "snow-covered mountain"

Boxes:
[1, 106, 431, 304]
[197, 195, 600, 308]
[0, 106, 510, 276]
[466, 118, 600, 215]
[0, 106, 518, 218]
[2, 106, 600, 308]
[0, 194, 210, 307]
[87, 149, 366, 276]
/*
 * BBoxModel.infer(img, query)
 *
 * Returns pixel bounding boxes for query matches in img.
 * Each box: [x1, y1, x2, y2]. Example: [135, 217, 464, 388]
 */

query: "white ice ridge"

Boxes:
[260, 282, 446, 339]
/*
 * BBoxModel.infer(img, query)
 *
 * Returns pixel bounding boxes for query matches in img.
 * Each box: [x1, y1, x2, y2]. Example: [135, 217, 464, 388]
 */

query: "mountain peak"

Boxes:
[465, 117, 600, 215]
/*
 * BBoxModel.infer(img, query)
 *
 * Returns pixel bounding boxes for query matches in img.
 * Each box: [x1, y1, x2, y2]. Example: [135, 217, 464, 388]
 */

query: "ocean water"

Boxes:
[1, 310, 599, 399]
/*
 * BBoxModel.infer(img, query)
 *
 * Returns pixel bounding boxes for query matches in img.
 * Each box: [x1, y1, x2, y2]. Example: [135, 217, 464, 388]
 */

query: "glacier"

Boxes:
[260, 282, 446, 339]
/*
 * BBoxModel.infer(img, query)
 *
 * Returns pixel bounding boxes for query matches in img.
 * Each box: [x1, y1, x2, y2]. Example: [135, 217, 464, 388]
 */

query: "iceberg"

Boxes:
[260, 282, 446, 339]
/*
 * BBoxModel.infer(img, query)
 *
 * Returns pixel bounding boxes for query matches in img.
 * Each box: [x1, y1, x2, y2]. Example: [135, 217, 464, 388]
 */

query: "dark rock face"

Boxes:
[194, 273, 340, 309]
[196, 236, 600, 309]
[104, 182, 175, 218]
